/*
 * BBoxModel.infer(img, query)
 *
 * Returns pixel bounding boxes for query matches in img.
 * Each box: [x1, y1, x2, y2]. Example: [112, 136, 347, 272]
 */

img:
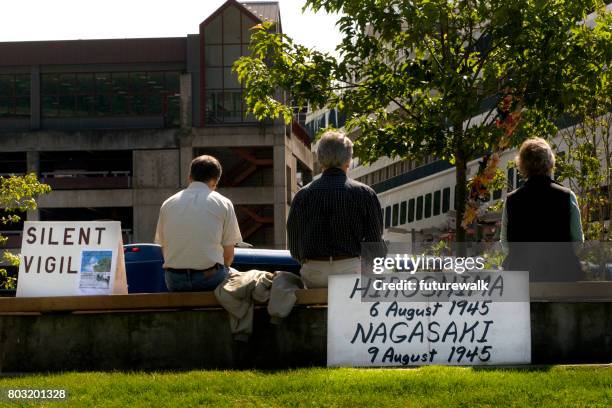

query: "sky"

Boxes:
[0, 0, 342, 56]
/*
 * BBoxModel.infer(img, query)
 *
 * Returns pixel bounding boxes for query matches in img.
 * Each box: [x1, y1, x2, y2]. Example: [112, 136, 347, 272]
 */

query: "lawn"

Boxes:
[0, 366, 610, 407]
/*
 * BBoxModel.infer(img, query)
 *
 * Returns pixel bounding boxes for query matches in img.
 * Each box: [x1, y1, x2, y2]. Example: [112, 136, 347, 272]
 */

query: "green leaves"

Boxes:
[0, 174, 50, 289]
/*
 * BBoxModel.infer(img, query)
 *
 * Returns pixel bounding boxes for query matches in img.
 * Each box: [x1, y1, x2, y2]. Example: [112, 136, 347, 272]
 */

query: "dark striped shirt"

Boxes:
[287, 167, 385, 263]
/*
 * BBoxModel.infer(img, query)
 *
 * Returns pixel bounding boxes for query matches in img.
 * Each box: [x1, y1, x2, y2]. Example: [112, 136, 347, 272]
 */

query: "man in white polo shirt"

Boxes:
[155, 155, 242, 291]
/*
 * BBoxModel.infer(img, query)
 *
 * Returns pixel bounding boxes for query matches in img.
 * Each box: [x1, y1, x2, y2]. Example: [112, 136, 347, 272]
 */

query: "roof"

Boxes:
[0, 37, 186, 67]
[240, 1, 281, 26]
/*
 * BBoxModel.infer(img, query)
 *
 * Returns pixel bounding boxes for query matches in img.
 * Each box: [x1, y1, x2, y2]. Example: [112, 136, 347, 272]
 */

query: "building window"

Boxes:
[385, 205, 391, 228]
[433, 190, 441, 216]
[392, 203, 399, 227]
[425, 193, 432, 218]
[0, 74, 30, 118]
[416, 196, 423, 221]
[400, 201, 407, 225]
[203, 5, 258, 124]
[408, 198, 415, 223]
[442, 187, 450, 213]
[41, 71, 180, 125]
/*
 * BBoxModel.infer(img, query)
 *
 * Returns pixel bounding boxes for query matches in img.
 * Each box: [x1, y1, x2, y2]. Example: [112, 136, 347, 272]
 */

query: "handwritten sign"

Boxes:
[327, 272, 531, 366]
[16, 221, 127, 297]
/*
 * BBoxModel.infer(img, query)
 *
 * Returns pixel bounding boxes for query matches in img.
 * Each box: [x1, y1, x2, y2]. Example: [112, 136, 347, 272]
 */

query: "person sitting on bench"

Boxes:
[155, 155, 242, 291]
[287, 130, 385, 288]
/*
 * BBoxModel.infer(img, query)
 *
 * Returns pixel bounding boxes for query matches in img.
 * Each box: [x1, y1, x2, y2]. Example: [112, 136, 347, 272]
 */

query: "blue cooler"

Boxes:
[124, 244, 168, 293]
[123, 244, 301, 293]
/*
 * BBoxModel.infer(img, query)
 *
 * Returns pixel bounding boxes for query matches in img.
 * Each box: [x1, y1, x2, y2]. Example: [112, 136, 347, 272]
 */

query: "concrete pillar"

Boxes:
[179, 73, 192, 129]
[132, 149, 180, 242]
[179, 146, 193, 188]
[26, 151, 40, 221]
[273, 136, 288, 249]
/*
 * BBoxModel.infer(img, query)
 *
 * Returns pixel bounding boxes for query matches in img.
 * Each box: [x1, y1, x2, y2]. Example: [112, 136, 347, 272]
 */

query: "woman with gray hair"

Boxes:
[501, 137, 584, 281]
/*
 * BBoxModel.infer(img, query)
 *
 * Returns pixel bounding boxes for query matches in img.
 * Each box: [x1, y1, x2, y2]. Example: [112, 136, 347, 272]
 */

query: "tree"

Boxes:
[0, 174, 50, 289]
[234, 0, 611, 249]
[553, 9, 612, 242]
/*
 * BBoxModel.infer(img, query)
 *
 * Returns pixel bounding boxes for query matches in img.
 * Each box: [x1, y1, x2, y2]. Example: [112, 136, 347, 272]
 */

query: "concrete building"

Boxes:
[0, 0, 313, 250]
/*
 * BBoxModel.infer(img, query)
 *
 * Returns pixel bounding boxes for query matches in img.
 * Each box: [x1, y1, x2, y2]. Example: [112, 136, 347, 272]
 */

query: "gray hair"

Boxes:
[316, 131, 353, 169]
[516, 137, 555, 178]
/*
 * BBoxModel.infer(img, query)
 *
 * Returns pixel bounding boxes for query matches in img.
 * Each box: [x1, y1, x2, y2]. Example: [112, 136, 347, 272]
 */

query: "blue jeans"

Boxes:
[164, 264, 228, 292]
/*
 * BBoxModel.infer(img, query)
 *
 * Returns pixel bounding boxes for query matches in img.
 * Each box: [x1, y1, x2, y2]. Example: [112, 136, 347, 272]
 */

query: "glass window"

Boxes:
[42, 95, 58, 117]
[433, 190, 441, 216]
[241, 44, 252, 57]
[392, 203, 399, 227]
[416, 196, 423, 221]
[131, 93, 147, 115]
[112, 93, 128, 115]
[242, 14, 256, 42]
[59, 74, 76, 95]
[408, 198, 415, 223]
[58, 95, 75, 117]
[146, 94, 163, 115]
[76, 73, 94, 94]
[206, 68, 223, 89]
[204, 15, 222, 44]
[385, 206, 391, 228]
[400, 201, 407, 224]
[0, 75, 12, 95]
[14, 75, 30, 96]
[223, 6, 241, 44]
[95, 94, 111, 116]
[95, 73, 112, 94]
[130, 72, 148, 92]
[223, 67, 240, 89]
[442, 187, 450, 213]
[166, 95, 181, 127]
[112, 73, 129, 93]
[205, 45, 223, 67]
[0, 74, 31, 118]
[0, 97, 10, 116]
[425, 193, 432, 218]
[223, 45, 242, 66]
[15, 97, 30, 116]
[165, 72, 180, 94]
[76, 94, 94, 116]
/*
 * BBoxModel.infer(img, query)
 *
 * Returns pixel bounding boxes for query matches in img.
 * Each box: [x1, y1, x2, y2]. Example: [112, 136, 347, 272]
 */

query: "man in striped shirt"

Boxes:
[287, 130, 385, 288]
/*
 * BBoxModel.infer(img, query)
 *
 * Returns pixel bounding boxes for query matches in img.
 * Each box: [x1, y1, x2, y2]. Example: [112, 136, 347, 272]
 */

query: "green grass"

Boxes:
[0, 366, 610, 407]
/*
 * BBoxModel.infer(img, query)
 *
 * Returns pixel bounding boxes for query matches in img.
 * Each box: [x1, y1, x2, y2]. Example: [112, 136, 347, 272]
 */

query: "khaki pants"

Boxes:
[300, 257, 361, 288]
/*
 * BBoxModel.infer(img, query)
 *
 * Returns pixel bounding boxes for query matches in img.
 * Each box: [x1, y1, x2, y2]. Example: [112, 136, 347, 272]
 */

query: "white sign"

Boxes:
[327, 272, 531, 367]
[16, 221, 128, 297]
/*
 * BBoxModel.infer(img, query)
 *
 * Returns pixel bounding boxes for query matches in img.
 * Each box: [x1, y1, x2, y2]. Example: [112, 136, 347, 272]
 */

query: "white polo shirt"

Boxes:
[154, 182, 242, 269]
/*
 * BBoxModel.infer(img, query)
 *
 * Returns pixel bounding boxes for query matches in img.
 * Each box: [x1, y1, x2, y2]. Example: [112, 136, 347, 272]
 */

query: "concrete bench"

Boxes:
[0, 283, 610, 372]
[0, 289, 329, 314]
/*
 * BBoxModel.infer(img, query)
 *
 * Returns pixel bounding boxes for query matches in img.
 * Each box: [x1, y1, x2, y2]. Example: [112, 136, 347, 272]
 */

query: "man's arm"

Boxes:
[286, 192, 302, 262]
[500, 201, 509, 254]
[363, 190, 386, 260]
[154, 208, 164, 247]
[569, 191, 584, 243]
[363, 191, 384, 243]
[221, 201, 242, 266]
[223, 245, 235, 267]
